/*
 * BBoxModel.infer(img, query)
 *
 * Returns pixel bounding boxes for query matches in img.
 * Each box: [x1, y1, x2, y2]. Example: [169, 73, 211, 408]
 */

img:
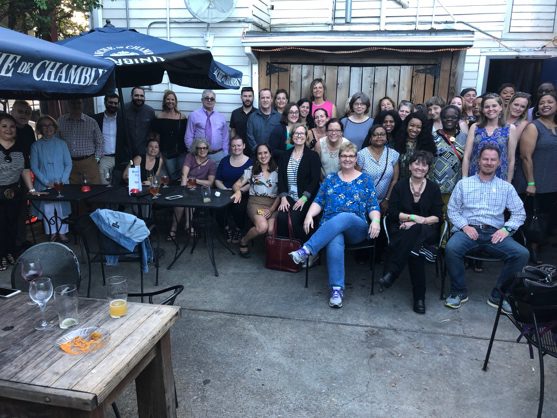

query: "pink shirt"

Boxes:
[312, 101, 334, 118]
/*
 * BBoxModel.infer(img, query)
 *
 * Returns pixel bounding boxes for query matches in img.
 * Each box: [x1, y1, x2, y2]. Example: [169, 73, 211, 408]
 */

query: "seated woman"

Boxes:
[123, 133, 165, 185]
[215, 137, 252, 243]
[379, 151, 443, 315]
[168, 138, 216, 239]
[314, 119, 351, 177]
[30, 116, 72, 243]
[289, 142, 381, 308]
[277, 123, 321, 242]
[232, 144, 280, 258]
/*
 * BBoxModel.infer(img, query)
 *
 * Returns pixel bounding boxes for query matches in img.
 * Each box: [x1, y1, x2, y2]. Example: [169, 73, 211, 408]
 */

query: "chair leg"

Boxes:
[439, 257, 447, 300]
[482, 299, 505, 371]
[305, 261, 309, 288]
[86, 255, 92, 298]
[111, 401, 121, 418]
[533, 316, 545, 418]
[100, 260, 106, 286]
[369, 243, 376, 295]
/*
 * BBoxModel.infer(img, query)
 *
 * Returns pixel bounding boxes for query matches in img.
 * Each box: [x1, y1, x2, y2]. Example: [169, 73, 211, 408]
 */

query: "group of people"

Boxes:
[1, 79, 555, 314]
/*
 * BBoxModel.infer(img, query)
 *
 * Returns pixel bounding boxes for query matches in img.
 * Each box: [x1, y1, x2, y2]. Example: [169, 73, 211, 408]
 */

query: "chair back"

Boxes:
[129, 285, 184, 306]
[504, 265, 557, 324]
[11, 243, 81, 291]
[75, 214, 135, 256]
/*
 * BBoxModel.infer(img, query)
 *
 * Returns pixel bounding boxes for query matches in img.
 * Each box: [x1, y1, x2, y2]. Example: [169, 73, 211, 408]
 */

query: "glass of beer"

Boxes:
[149, 177, 160, 199]
[107, 276, 128, 319]
[186, 177, 196, 190]
[53, 179, 64, 198]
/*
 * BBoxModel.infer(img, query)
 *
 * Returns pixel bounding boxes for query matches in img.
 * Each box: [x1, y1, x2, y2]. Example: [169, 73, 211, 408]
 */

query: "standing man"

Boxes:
[93, 93, 129, 185]
[444, 144, 529, 313]
[58, 98, 104, 184]
[246, 88, 281, 154]
[229, 87, 256, 141]
[11, 100, 36, 250]
[125, 86, 155, 156]
[184, 89, 229, 163]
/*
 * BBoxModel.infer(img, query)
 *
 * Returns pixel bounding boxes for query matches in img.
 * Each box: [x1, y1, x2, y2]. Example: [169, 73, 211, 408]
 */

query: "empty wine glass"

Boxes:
[29, 276, 54, 331]
[21, 258, 43, 305]
[104, 169, 112, 187]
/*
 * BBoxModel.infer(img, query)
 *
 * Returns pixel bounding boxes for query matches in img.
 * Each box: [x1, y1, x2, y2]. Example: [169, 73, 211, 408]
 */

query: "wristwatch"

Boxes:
[503, 226, 515, 234]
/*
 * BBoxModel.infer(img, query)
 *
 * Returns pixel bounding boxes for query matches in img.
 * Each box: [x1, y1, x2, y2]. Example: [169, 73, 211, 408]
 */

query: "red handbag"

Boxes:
[265, 213, 302, 273]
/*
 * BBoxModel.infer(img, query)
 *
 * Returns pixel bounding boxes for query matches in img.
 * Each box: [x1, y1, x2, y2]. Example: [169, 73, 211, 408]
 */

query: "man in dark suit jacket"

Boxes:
[92, 93, 130, 185]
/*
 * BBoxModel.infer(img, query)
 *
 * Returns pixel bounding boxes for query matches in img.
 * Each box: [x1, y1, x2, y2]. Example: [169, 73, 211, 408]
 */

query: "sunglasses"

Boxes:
[203, 97, 216, 102]
[197, 146, 209, 150]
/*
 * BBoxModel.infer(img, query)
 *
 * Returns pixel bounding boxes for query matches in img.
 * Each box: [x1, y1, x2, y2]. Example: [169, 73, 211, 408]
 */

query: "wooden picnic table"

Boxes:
[0, 294, 180, 417]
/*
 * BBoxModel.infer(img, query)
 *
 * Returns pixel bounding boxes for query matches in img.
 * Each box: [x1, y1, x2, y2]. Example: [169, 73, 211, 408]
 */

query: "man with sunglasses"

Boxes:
[184, 89, 229, 164]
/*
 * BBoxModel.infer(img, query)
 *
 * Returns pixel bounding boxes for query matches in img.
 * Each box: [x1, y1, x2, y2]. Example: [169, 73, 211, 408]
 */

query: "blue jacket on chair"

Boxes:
[90, 209, 152, 272]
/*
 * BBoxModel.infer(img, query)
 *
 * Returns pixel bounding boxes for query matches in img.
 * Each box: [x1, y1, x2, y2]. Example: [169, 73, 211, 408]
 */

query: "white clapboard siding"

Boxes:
[509, 0, 557, 33]
[269, 0, 333, 27]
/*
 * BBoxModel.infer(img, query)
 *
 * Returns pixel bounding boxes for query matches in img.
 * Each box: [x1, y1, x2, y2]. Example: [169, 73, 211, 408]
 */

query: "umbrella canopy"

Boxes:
[0, 27, 115, 99]
[58, 27, 242, 90]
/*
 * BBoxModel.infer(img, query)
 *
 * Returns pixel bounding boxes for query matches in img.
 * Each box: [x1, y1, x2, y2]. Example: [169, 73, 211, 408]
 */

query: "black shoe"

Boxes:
[413, 299, 426, 314]
[379, 272, 395, 289]
[529, 249, 543, 265]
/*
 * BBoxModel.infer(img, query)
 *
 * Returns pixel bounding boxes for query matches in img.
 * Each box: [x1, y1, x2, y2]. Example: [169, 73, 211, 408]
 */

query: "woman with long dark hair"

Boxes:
[393, 112, 436, 178]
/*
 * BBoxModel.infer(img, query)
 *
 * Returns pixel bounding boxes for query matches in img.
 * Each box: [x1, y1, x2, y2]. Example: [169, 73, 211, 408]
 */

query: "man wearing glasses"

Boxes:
[185, 89, 229, 164]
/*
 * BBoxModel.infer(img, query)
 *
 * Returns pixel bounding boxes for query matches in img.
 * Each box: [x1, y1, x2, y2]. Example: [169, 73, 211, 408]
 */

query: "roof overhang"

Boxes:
[242, 30, 474, 49]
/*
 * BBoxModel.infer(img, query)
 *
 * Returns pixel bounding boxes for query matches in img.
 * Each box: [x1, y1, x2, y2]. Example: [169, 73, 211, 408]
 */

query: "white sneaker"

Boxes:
[289, 247, 309, 265]
[329, 286, 343, 308]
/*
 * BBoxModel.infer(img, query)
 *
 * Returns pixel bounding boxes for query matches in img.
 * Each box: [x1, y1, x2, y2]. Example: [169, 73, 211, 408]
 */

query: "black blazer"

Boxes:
[92, 111, 130, 167]
[277, 146, 321, 201]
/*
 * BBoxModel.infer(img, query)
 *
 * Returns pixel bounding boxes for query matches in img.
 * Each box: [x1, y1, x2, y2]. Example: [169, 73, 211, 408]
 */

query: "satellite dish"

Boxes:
[185, 0, 236, 24]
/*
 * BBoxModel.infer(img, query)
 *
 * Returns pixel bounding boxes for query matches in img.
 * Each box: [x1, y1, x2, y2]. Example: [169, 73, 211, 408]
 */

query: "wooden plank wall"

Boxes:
[259, 51, 458, 116]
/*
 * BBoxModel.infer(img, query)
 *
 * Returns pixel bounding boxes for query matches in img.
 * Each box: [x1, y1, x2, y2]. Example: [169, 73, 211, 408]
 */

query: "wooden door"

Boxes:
[259, 51, 458, 116]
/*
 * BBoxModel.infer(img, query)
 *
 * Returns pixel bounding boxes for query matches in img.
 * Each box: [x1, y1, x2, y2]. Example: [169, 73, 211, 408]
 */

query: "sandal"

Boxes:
[224, 227, 233, 243]
[239, 242, 250, 258]
[0, 257, 7, 271]
[231, 228, 242, 244]
[6, 253, 15, 265]
[166, 230, 177, 241]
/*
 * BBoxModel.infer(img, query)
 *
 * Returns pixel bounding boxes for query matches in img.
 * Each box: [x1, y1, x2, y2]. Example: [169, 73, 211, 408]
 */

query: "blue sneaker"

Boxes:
[487, 294, 512, 315]
[329, 286, 343, 308]
[445, 293, 469, 309]
[289, 247, 309, 265]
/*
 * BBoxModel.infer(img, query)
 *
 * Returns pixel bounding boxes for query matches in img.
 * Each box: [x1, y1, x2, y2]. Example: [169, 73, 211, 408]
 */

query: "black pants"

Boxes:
[215, 193, 249, 232]
[0, 199, 20, 257]
[276, 196, 309, 241]
[386, 224, 436, 300]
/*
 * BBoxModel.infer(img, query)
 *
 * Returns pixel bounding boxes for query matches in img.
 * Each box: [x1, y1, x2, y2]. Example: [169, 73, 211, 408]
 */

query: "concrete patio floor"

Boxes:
[1, 232, 556, 417]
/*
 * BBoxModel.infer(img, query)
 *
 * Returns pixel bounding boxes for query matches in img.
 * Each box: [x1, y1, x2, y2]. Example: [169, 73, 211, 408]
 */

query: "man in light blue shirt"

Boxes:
[444, 144, 529, 312]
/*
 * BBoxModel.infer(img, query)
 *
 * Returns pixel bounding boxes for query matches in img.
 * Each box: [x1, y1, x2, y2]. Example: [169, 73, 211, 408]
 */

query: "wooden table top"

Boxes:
[0, 294, 180, 411]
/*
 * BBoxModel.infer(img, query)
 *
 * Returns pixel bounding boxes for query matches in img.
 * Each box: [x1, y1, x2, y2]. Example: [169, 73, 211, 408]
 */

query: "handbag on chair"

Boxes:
[523, 196, 547, 243]
[265, 213, 302, 273]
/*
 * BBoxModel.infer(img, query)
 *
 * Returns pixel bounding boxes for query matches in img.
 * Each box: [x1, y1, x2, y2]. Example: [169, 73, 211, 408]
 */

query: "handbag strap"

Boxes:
[271, 211, 295, 239]
[374, 147, 389, 188]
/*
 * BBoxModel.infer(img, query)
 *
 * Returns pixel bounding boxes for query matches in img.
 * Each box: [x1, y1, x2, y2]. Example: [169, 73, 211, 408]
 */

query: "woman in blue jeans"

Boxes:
[289, 142, 381, 308]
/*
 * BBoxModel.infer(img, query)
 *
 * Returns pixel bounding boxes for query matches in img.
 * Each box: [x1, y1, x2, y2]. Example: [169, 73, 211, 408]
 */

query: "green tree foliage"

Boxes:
[0, 0, 102, 40]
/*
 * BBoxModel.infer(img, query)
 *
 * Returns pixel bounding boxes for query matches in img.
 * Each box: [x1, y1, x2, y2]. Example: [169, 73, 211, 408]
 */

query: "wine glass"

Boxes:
[161, 175, 170, 188]
[104, 169, 112, 187]
[29, 277, 54, 331]
[21, 259, 43, 305]
[53, 179, 64, 198]
[149, 177, 160, 199]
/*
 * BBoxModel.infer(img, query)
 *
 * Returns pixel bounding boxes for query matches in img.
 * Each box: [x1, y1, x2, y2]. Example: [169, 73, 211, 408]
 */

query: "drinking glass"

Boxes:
[150, 177, 160, 199]
[161, 175, 170, 188]
[201, 185, 212, 203]
[186, 177, 196, 190]
[104, 169, 112, 187]
[53, 179, 64, 198]
[21, 259, 43, 305]
[29, 277, 54, 331]
[107, 276, 128, 318]
[54, 284, 79, 329]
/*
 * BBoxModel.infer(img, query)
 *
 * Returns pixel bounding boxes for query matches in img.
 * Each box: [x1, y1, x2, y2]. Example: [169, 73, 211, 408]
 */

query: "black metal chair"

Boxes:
[74, 213, 160, 298]
[304, 233, 377, 295]
[11, 242, 81, 291]
[483, 267, 557, 418]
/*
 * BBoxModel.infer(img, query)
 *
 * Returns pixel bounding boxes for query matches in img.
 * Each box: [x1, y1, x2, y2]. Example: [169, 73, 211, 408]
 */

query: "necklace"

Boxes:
[409, 178, 426, 200]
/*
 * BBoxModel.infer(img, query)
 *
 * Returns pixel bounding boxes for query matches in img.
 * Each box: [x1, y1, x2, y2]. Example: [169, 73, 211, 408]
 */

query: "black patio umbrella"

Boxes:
[58, 27, 242, 90]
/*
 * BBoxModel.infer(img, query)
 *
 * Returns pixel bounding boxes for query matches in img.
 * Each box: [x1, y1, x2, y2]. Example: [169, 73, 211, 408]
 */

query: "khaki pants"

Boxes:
[70, 156, 101, 184]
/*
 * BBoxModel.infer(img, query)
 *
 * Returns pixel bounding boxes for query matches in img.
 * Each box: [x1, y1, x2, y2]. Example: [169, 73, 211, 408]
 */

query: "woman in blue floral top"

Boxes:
[289, 142, 381, 308]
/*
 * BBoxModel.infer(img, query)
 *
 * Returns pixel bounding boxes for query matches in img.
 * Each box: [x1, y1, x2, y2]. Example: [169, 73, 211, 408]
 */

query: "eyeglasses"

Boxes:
[340, 155, 356, 159]
[327, 129, 342, 134]
[372, 132, 387, 137]
[293, 132, 306, 137]
[288, 111, 300, 115]
[196, 146, 209, 150]
[203, 97, 216, 102]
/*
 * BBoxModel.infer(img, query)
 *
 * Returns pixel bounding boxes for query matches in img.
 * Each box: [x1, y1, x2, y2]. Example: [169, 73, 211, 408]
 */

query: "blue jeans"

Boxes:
[304, 212, 369, 289]
[445, 227, 529, 295]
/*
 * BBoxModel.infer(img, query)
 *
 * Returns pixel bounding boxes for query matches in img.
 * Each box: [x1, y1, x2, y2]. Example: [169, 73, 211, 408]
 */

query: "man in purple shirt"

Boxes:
[184, 89, 229, 164]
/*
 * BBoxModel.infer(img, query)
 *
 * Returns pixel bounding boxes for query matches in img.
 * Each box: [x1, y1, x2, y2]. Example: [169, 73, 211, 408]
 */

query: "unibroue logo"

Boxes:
[93, 46, 165, 65]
